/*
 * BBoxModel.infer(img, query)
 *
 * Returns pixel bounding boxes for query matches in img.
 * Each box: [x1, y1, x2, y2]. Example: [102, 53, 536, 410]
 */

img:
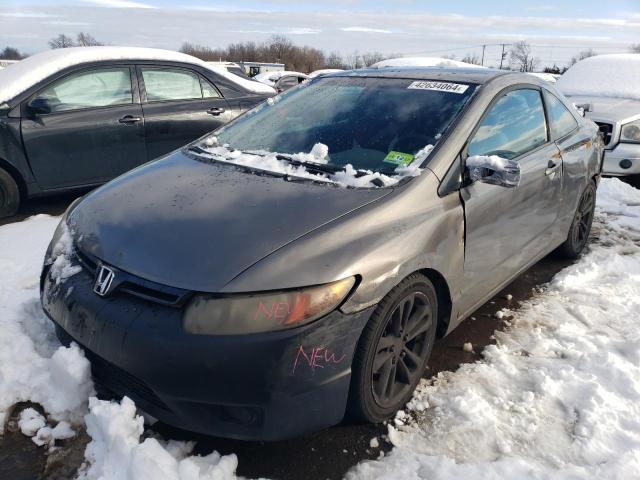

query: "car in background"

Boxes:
[254, 70, 309, 92]
[206, 61, 251, 79]
[557, 54, 640, 178]
[42, 67, 601, 441]
[0, 46, 275, 217]
[371, 57, 485, 69]
[308, 69, 343, 78]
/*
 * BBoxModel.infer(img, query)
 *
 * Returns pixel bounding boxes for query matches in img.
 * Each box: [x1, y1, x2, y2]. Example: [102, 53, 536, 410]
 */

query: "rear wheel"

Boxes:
[557, 182, 596, 258]
[349, 273, 437, 423]
[0, 168, 19, 218]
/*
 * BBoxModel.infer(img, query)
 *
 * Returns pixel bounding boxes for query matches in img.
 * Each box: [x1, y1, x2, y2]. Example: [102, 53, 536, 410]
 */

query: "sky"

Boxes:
[1, 0, 639, 68]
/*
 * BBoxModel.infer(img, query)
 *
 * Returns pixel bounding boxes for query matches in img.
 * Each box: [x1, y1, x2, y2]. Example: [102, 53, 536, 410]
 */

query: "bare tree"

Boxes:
[76, 32, 103, 47]
[461, 52, 481, 65]
[630, 44, 640, 53]
[569, 48, 597, 66]
[0, 46, 25, 60]
[49, 34, 76, 49]
[361, 52, 387, 67]
[509, 41, 538, 72]
[325, 52, 345, 69]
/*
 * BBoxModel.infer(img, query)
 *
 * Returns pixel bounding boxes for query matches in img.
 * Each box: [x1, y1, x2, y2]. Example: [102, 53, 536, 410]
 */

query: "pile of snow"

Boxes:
[348, 178, 640, 479]
[77, 397, 238, 480]
[197, 139, 430, 187]
[557, 54, 640, 101]
[0, 46, 274, 104]
[0, 215, 93, 430]
[0, 215, 241, 479]
[253, 70, 309, 86]
[371, 57, 486, 69]
[47, 221, 82, 285]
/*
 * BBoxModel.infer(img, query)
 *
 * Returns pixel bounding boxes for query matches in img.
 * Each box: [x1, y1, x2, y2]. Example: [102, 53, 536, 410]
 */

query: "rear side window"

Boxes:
[36, 67, 132, 112]
[142, 67, 203, 102]
[468, 88, 548, 160]
[545, 91, 578, 139]
[200, 77, 221, 99]
[277, 76, 299, 89]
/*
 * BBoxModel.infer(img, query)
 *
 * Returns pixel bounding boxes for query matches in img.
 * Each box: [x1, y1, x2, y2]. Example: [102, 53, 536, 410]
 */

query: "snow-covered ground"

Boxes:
[0, 178, 638, 479]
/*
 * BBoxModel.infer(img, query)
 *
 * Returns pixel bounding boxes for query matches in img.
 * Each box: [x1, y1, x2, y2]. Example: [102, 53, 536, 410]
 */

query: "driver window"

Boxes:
[36, 67, 133, 113]
[468, 89, 547, 160]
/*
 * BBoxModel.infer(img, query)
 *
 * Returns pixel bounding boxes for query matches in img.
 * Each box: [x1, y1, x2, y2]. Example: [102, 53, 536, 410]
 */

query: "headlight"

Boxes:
[621, 120, 640, 143]
[183, 277, 356, 335]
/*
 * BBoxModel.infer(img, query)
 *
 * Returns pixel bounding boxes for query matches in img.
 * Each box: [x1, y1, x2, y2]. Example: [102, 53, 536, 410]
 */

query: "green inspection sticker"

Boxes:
[383, 151, 415, 166]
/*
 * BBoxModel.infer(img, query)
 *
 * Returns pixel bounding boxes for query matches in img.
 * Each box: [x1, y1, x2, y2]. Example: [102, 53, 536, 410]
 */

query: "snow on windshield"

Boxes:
[557, 54, 640, 101]
[194, 138, 431, 188]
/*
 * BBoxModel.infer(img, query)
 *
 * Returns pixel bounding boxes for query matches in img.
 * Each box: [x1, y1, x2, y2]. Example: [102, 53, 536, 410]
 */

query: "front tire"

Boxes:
[349, 273, 437, 423]
[0, 168, 20, 218]
[557, 181, 596, 259]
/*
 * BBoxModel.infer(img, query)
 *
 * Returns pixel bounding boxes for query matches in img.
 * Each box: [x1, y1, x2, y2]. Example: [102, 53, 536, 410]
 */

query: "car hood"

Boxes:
[568, 95, 640, 124]
[69, 150, 392, 292]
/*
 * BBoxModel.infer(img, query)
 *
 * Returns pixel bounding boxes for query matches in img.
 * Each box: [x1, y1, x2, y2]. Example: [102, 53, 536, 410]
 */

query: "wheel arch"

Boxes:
[0, 156, 27, 200]
[418, 268, 453, 338]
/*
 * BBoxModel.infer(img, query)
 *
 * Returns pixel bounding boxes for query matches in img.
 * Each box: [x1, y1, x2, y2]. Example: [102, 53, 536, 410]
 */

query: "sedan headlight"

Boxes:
[621, 120, 640, 143]
[183, 277, 356, 335]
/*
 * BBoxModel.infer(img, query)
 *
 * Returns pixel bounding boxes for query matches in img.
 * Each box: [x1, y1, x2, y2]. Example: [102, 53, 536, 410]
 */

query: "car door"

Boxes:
[459, 87, 563, 312]
[137, 65, 232, 161]
[20, 65, 146, 190]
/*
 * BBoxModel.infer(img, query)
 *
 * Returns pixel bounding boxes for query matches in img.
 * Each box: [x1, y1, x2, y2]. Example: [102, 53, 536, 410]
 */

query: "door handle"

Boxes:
[545, 159, 560, 176]
[206, 107, 226, 116]
[118, 115, 142, 125]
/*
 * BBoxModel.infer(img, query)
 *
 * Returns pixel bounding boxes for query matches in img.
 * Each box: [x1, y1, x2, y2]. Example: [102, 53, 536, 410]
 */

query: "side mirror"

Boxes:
[466, 155, 520, 188]
[27, 97, 52, 115]
[573, 103, 592, 117]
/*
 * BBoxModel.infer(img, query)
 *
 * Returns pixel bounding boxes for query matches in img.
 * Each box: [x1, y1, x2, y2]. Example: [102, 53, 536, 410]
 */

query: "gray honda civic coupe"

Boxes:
[41, 67, 602, 441]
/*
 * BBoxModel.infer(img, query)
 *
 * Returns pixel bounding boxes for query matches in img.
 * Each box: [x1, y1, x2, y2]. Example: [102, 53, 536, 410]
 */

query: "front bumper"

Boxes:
[602, 142, 640, 176]
[41, 261, 373, 441]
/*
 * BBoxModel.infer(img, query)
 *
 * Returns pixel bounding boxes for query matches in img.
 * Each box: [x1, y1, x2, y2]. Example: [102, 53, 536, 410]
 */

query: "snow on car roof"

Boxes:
[557, 54, 640, 101]
[254, 70, 309, 86]
[0, 46, 274, 104]
[371, 56, 486, 69]
[308, 69, 344, 78]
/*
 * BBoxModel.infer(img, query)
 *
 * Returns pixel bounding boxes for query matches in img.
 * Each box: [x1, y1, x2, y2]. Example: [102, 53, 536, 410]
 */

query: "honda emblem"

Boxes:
[93, 265, 115, 297]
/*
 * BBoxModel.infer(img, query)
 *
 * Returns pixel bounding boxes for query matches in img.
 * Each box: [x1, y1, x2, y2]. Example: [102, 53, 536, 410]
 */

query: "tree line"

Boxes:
[2, 34, 640, 74]
[179, 35, 392, 72]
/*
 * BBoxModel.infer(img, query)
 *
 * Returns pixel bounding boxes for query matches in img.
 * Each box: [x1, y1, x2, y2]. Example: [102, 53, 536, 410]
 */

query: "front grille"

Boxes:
[595, 122, 613, 146]
[74, 247, 191, 307]
[85, 348, 173, 413]
[55, 325, 172, 412]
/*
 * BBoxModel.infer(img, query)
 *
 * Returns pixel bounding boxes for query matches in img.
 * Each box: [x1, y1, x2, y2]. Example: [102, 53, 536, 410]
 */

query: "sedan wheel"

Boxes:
[558, 182, 596, 259]
[349, 273, 437, 422]
[0, 168, 20, 219]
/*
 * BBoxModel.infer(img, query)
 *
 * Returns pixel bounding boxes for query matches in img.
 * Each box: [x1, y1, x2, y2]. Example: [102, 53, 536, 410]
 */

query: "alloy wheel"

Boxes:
[371, 292, 433, 409]
[572, 187, 595, 251]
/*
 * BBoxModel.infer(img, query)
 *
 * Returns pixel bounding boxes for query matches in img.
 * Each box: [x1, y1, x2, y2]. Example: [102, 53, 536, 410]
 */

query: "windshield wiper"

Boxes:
[275, 154, 342, 175]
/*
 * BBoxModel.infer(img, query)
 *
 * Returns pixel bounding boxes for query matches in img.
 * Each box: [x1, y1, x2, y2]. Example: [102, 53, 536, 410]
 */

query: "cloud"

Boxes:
[341, 26, 393, 34]
[80, 0, 156, 8]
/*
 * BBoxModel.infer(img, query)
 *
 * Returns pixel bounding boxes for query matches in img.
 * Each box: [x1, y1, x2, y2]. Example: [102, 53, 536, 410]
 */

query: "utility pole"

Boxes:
[481, 44, 486, 66]
[499, 43, 506, 69]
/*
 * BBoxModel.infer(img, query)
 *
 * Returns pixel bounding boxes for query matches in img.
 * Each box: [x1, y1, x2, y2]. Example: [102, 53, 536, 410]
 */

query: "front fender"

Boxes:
[222, 172, 465, 317]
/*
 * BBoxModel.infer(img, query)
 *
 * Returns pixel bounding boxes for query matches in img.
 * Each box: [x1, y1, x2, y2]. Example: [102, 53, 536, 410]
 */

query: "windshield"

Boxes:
[204, 77, 476, 175]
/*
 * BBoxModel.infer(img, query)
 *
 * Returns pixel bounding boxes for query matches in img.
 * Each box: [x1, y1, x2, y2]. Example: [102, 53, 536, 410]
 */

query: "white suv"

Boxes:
[557, 54, 640, 177]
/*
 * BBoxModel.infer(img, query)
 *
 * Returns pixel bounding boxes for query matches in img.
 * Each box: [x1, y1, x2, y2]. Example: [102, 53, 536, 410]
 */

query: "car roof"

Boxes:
[325, 67, 509, 85]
